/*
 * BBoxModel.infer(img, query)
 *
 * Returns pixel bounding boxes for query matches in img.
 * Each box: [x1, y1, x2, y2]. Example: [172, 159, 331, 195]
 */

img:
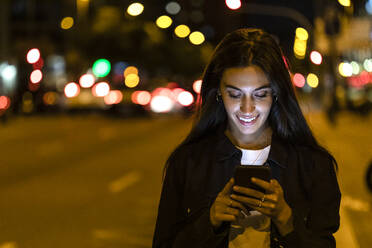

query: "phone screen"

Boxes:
[234, 165, 271, 193]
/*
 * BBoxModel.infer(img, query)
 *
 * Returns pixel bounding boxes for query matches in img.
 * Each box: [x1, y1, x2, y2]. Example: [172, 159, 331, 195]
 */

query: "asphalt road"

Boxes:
[0, 111, 371, 247]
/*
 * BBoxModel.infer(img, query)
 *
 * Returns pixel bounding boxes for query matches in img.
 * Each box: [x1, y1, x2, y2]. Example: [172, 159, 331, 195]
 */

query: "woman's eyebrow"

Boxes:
[254, 85, 271, 91]
[225, 84, 271, 91]
[225, 84, 242, 91]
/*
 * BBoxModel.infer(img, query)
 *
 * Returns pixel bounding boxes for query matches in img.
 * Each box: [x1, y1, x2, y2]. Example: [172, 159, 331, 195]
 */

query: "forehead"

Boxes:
[220, 65, 270, 89]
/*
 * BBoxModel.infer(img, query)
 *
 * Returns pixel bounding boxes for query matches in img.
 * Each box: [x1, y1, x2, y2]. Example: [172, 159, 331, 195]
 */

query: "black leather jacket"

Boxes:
[153, 129, 341, 248]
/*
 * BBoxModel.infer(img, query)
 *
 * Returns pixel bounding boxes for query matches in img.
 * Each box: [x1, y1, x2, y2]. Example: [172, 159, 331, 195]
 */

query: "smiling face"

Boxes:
[220, 65, 273, 146]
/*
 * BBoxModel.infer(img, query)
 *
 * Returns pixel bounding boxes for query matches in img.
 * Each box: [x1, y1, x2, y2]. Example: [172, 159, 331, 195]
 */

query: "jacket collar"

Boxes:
[214, 123, 288, 168]
[215, 123, 242, 162]
[267, 132, 288, 168]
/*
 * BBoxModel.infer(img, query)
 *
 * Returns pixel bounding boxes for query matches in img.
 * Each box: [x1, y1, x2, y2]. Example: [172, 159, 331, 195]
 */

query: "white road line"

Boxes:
[341, 195, 371, 212]
[335, 205, 360, 248]
[108, 171, 141, 193]
[92, 229, 150, 246]
[0, 242, 17, 248]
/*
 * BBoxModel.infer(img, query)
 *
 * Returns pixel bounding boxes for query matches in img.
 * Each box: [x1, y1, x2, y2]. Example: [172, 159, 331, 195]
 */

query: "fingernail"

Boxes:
[231, 194, 236, 198]
[233, 186, 238, 190]
[251, 177, 256, 182]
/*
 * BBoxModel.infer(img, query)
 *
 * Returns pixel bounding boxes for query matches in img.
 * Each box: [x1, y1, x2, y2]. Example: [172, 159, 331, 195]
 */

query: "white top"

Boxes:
[228, 145, 271, 248]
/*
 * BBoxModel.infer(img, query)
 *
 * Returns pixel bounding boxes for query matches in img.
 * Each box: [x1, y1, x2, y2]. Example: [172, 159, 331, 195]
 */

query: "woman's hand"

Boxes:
[231, 178, 294, 236]
[210, 178, 249, 229]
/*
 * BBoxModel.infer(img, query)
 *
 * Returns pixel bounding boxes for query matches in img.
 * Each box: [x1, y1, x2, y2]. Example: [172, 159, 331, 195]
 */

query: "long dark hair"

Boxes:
[165, 28, 336, 173]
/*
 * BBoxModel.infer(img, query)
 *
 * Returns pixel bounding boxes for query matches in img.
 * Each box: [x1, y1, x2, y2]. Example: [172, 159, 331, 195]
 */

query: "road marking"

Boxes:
[108, 171, 141, 193]
[92, 229, 121, 240]
[335, 206, 360, 248]
[92, 229, 150, 246]
[0, 242, 17, 248]
[342, 195, 371, 212]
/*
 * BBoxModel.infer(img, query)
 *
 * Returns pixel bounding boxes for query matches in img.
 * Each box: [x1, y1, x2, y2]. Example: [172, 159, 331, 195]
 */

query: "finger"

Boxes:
[231, 194, 275, 209]
[215, 213, 236, 222]
[262, 193, 279, 203]
[270, 179, 283, 193]
[225, 207, 240, 216]
[218, 197, 249, 214]
[251, 177, 272, 192]
[233, 185, 264, 199]
[230, 199, 250, 213]
[221, 178, 234, 195]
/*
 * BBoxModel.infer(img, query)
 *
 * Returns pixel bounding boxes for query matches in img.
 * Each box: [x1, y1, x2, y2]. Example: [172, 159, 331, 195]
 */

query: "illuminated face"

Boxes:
[220, 65, 273, 142]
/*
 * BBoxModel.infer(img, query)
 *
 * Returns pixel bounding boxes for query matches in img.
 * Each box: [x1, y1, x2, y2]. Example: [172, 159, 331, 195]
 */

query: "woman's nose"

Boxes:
[240, 96, 255, 113]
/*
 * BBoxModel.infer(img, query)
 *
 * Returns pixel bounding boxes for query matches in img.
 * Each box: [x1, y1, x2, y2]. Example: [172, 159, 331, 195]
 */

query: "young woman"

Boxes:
[152, 28, 341, 248]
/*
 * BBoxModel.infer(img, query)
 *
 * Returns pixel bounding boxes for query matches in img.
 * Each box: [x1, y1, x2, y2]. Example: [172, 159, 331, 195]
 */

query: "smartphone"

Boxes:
[234, 165, 271, 193]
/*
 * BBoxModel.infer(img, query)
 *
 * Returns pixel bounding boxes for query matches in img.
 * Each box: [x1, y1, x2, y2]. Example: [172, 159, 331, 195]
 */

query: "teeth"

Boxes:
[238, 116, 257, 122]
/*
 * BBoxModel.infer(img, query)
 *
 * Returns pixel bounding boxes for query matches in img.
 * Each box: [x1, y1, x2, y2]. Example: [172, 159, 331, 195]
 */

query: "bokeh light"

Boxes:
[293, 73, 306, 88]
[189, 31, 205, 45]
[28, 81, 40, 92]
[225, 0, 242, 10]
[193, 79, 202, 94]
[92, 59, 111, 78]
[363, 58, 372, 72]
[26, 48, 41, 64]
[295, 27, 309, 40]
[339, 62, 353, 77]
[156, 15, 173, 29]
[152, 87, 172, 98]
[60, 17, 74, 30]
[30, 69, 43, 84]
[32, 57, 44, 70]
[307, 73, 319, 88]
[310, 51, 322, 65]
[123, 66, 138, 77]
[132, 90, 151, 105]
[79, 74, 95, 88]
[351, 61, 361, 75]
[366, 0, 372, 14]
[172, 88, 184, 100]
[127, 2, 144, 16]
[64, 82, 80, 98]
[0, 96, 11, 110]
[166, 2, 181, 15]
[338, 0, 351, 7]
[43, 92, 58, 105]
[125, 74, 140, 88]
[22, 92, 33, 113]
[104, 90, 123, 105]
[150, 95, 173, 113]
[92, 82, 110, 97]
[1, 64, 17, 81]
[293, 40, 306, 58]
[174, 25, 190, 38]
[177, 91, 194, 106]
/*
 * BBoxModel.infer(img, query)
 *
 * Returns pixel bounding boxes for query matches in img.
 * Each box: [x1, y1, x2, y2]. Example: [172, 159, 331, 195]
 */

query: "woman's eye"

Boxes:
[228, 93, 241, 98]
[254, 91, 269, 98]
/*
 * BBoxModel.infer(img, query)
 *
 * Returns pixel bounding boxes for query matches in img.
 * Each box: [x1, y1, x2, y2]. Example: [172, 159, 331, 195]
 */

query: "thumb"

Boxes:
[221, 178, 234, 195]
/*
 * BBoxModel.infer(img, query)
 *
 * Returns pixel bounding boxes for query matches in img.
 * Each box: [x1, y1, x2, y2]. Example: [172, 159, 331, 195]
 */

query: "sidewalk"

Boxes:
[307, 110, 372, 248]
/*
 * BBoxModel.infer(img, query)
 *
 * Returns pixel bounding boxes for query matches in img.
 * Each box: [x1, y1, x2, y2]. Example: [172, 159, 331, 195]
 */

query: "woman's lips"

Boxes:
[236, 114, 259, 126]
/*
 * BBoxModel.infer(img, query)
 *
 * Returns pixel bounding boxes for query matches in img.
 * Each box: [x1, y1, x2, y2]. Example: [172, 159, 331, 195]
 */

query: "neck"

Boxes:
[225, 126, 272, 150]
